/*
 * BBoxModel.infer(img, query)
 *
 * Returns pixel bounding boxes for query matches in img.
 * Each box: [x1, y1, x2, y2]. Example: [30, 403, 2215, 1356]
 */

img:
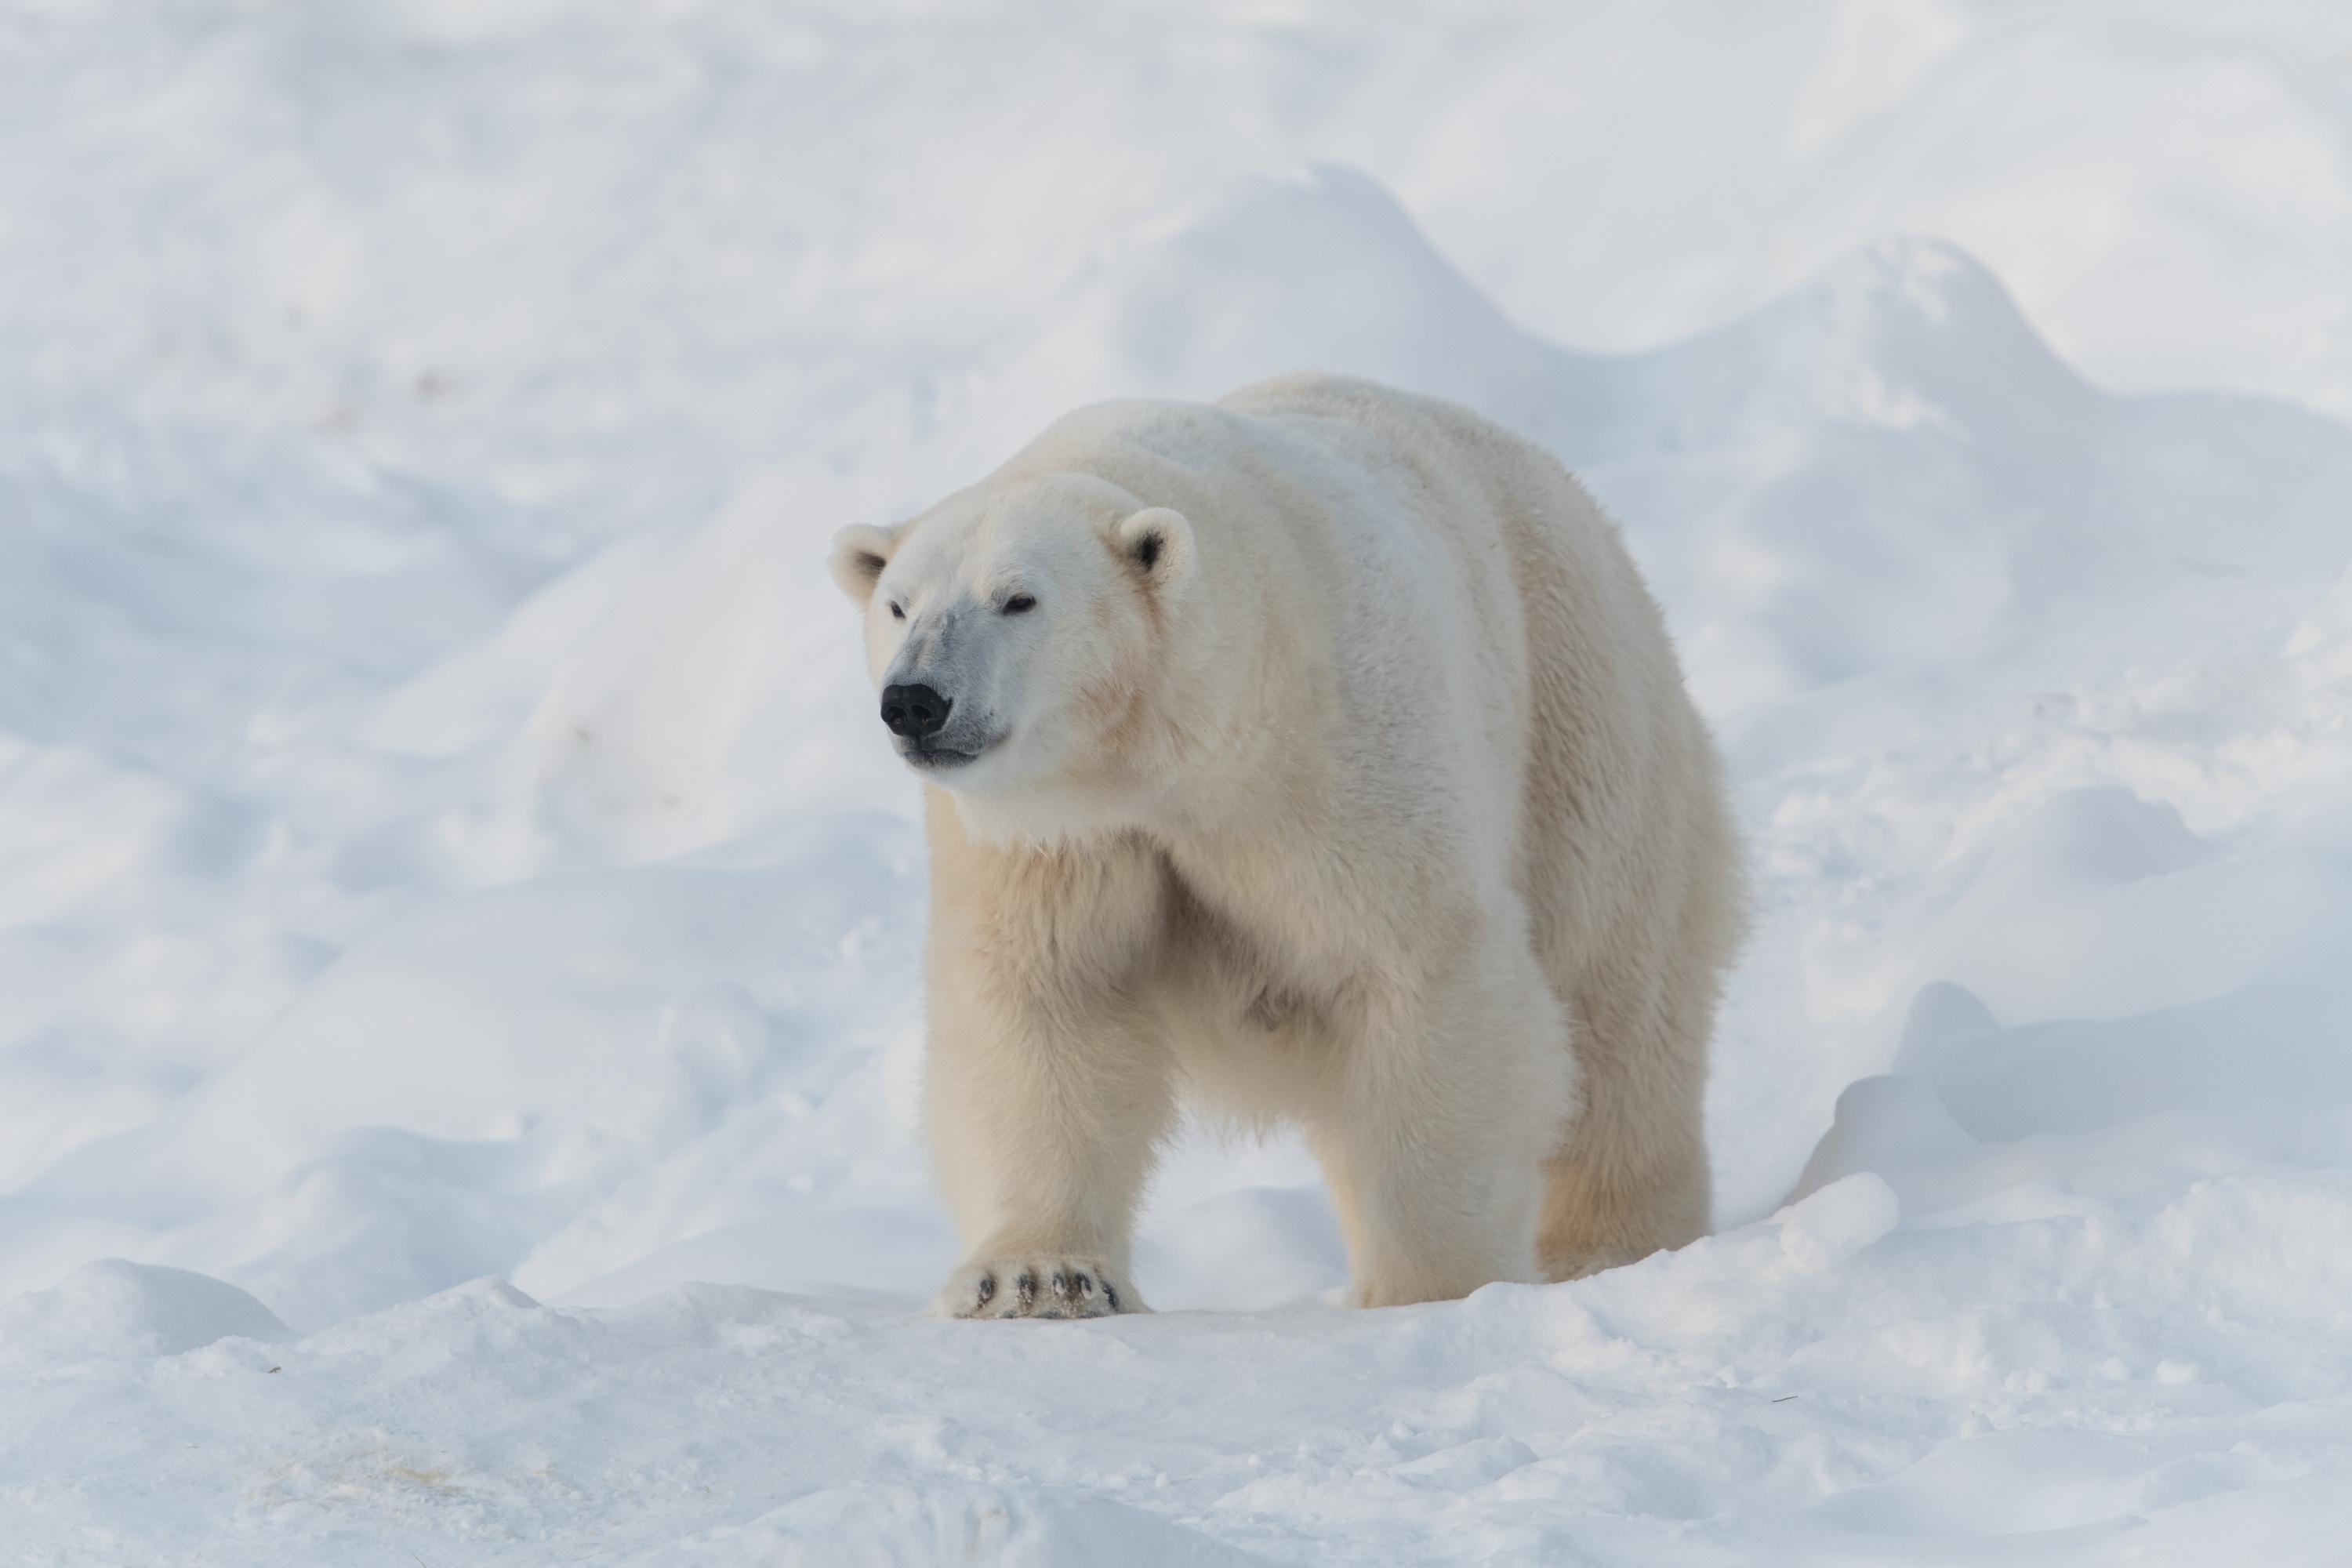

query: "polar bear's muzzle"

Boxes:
[880, 681, 992, 769]
[879, 605, 1012, 772]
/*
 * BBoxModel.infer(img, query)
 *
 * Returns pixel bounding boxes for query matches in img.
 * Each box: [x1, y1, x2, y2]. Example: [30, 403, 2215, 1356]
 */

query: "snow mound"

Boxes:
[0, 1258, 289, 1372]
[1776, 1173, 1900, 1272]
[857, 165, 1577, 473]
[11, 1192, 2352, 1562]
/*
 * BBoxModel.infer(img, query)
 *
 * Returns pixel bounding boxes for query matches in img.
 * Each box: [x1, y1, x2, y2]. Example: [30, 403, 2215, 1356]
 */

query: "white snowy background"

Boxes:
[5, 2, 2352, 1562]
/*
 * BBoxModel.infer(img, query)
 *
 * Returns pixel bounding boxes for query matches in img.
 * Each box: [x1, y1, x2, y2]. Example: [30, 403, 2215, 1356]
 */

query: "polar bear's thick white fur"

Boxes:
[829, 375, 1743, 1318]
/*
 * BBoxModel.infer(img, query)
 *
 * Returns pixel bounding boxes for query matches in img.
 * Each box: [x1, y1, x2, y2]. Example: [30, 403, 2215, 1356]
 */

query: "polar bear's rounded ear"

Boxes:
[828, 522, 898, 604]
[1112, 507, 1193, 596]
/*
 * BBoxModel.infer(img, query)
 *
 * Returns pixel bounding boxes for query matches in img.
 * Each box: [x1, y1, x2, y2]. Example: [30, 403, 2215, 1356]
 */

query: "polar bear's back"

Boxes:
[1214, 369, 1708, 864]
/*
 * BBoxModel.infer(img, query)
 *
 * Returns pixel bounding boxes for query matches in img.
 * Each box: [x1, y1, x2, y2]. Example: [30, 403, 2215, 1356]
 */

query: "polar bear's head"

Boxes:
[830, 474, 1195, 815]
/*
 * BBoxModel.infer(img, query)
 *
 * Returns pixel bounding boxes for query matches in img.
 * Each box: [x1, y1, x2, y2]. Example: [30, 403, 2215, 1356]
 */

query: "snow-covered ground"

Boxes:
[6, 2, 2352, 1562]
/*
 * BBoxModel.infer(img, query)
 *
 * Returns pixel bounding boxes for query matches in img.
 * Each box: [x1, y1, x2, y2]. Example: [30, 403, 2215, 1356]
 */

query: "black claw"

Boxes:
[974, 1272, 996, 1308]
[1072, 1272, 1094, 1298]
[1016, 1271, 1037, 1308]
[1050, 1270, 1070, 1298]
[1103, 1281, 1120, 1312]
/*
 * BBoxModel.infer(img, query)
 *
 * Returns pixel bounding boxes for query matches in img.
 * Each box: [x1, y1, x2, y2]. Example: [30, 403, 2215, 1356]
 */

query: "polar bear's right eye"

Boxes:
[888, 602, 905, 620]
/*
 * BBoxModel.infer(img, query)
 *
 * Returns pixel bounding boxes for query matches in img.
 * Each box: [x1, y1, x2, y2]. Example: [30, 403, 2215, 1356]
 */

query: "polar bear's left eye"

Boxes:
[1003, 593, 1037, 615]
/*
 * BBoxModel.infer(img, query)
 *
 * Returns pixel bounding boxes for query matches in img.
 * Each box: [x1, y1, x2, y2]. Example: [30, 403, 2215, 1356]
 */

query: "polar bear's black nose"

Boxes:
[880, 682, 952, 738]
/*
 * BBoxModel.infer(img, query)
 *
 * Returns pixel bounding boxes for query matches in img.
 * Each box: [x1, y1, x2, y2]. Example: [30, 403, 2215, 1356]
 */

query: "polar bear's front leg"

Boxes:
[922, 985, 1173, 1318]
[919, 814, 1176, 1320]
[1312, 929, 1577, 1308]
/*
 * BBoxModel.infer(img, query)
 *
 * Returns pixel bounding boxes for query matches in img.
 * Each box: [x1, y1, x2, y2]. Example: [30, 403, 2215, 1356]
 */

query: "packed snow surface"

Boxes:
[6, 3, 2352, 1563]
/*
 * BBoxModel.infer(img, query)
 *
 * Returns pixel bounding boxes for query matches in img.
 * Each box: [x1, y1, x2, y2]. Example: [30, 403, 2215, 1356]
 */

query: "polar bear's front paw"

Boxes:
[934, 1256, 1144, 1319]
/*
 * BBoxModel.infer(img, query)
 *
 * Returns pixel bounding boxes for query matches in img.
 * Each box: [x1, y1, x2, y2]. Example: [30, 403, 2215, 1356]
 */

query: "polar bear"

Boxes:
[829, 375, 1743, 1318]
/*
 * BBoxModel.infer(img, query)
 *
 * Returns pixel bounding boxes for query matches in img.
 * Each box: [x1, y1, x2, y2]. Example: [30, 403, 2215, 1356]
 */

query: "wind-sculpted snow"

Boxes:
[0, 1259, 290, 1374]
[7, 5, 2352, 1560]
